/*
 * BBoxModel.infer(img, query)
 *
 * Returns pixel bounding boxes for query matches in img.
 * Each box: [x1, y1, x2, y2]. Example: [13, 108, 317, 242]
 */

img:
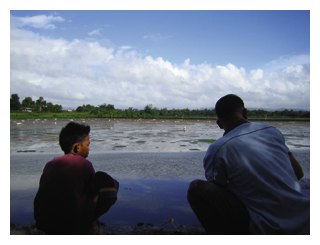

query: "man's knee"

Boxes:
[187, 179, 208, 202]
[188, 179, 230, 203]
[189, 179, 203, 189]
[188, 179, 203, 193]
[188, 179, 214, 192]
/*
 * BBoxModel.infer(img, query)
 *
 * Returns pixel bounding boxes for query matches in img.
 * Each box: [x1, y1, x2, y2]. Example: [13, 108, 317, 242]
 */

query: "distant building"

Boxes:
[22, 107, 32, 112]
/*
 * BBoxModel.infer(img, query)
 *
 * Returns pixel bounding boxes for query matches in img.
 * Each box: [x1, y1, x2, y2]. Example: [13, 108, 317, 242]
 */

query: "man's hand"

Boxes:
[289, 154, 304, 181]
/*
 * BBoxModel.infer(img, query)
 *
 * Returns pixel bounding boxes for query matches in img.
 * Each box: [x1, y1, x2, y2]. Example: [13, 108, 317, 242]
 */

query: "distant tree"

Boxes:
[171, 108, 179, 117]
[90, 108, 99, 115]
[212, 109, 217, 117]
[182, 108, 191, 116]
[302, 111, 310, 118]
[287, 109, 296, 117]
[160, 107, 168, 116]
[106, 104, 115, 113]
[76, 106, 84, 112]
[10, 93, 20, 110]
[36, 96, 46, 112]
[52, 104, 62, 113]
[144, 104, 153, 114]
[125, 107, 134, 117]
[98, 103, 115, 116]
[152, 107, 159, 117]
[21, 97, 34, 108]
[98, 103, 108, 112]
[45, 102, 53, 112]
[83, 104, 95, 112]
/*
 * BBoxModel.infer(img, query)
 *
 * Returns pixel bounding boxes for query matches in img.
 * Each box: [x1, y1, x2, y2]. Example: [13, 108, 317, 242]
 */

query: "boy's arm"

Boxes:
[289, 153, 304, 181]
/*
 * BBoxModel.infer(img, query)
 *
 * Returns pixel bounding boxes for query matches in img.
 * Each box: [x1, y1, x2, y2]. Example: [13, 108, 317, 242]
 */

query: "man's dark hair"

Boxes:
[59, 122, 90, 154]
[215, 94, 245, 120]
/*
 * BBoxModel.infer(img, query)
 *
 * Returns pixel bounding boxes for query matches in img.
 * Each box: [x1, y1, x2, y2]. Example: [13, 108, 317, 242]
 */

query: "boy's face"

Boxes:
[78, 135, 90, 158]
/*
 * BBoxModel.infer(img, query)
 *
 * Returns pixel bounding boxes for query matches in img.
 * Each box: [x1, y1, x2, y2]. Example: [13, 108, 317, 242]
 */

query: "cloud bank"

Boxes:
[11, 14, 65, 30]
[10, 16, 310, 110]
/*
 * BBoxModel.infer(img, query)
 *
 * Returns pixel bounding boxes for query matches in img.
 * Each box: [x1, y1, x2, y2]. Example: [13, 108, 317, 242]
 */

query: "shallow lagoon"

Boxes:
[10, 118, 310, 154]
[10, 118, 310, 226]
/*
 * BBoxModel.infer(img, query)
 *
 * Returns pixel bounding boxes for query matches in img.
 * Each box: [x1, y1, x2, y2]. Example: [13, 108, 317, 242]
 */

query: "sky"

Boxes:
[10, 9, 311, 110]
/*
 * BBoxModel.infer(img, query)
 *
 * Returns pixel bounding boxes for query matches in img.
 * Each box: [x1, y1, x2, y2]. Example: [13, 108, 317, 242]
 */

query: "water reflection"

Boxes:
[10, 152, 205, 226]
[10, 148, 310, 226]
[104, 178, 199, 227]
[10, 178, 199, 227]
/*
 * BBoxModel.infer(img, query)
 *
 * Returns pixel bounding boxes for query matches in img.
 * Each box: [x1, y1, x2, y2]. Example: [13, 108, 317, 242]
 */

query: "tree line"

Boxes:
[77, 103, 310, 119]
[10, 94, 62, 113]
[10, 93, 310, 119]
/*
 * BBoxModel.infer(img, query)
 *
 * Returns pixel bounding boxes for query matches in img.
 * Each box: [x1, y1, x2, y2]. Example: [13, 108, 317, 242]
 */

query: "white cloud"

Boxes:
[11, 14, 65, 30]
[88, 29, 102, 36]
[10, 24, 310, 110]
[143, 33, 172, 42]
[264, 54, 310, 72]
[120, 46, 132, 50]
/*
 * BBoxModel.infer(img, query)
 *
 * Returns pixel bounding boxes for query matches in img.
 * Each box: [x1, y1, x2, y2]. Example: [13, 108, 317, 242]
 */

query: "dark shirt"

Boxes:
[34, 154, 95, 234]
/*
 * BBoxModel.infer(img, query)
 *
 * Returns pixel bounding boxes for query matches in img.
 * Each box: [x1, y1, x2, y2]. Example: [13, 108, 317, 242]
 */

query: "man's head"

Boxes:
[215, 94, 247, 128]
[59, 122, 91, 158]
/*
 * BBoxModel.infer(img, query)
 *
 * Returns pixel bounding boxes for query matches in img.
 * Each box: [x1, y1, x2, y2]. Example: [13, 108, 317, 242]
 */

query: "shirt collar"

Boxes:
[223, 119, 250, 136]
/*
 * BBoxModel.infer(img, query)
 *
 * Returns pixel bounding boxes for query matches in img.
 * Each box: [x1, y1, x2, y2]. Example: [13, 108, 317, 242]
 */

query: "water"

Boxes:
[10, 118, 310, 226]
[10, 118, 310, 154]
[10, 152, 206, 226]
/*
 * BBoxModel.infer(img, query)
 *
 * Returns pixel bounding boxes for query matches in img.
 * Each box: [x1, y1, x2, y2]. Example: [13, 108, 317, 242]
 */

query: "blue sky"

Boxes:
[10, 9, 311, 110]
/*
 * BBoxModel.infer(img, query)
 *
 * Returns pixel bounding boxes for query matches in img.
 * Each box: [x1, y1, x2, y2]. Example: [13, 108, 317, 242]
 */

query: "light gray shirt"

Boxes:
[203, 122, 310, 234]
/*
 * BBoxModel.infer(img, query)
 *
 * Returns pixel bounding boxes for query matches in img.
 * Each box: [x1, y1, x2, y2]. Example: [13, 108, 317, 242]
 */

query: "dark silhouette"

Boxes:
[34, 122, 119, 234]
[187, 94, 310, 235]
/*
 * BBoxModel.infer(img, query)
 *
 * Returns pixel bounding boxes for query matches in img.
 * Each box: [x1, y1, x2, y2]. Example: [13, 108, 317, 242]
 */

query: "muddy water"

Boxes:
[10, 118, 310, 227]
[10, 118, 310, 154]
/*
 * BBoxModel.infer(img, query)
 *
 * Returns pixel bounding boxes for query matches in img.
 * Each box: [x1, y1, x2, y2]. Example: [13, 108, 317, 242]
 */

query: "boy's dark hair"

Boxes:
[59, 122, 90, 154]
[215, 94, 245, 120]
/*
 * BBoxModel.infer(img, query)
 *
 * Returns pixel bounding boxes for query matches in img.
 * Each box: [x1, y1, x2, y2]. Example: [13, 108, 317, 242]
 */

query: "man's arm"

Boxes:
[289, 153, 304, 181]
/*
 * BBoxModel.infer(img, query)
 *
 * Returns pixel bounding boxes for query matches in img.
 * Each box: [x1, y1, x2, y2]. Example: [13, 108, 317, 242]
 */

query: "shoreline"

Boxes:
[10, 222, 206, 235]
[10, 115, 310, 121]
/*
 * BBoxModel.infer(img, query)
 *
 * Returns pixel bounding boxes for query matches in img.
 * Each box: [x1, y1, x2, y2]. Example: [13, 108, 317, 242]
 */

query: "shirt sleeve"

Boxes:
[204, 150, 228, 185]
[84, 159, 95, 175]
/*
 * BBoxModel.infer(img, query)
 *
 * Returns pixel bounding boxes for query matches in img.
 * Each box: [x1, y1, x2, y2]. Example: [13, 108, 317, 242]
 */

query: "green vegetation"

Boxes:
[10, 94, 21, 110]
[10, 93, 310, 119]
[198, 139, 216, 143]
[11, 93, 62, 114]
[10, 111, 92, 119]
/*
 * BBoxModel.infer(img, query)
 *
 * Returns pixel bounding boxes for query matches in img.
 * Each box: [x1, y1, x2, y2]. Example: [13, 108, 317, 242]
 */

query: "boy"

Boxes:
[34, 122, 119, 234]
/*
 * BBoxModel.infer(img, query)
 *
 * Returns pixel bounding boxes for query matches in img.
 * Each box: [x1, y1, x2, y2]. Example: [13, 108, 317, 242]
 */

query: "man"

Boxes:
[187, 94, 310, 235]
[34, 122, 119, 234]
